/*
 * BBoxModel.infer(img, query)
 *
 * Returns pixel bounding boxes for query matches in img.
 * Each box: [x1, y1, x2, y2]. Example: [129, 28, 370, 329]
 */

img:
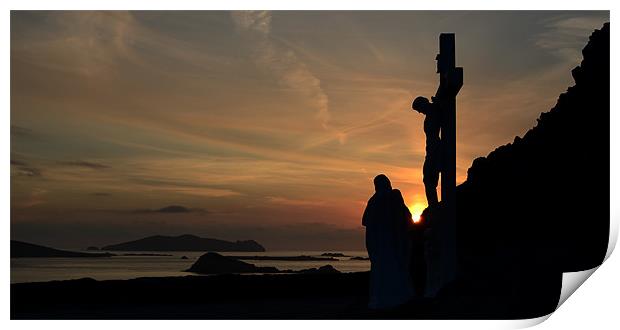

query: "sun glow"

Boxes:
[409, 202, 427, 224]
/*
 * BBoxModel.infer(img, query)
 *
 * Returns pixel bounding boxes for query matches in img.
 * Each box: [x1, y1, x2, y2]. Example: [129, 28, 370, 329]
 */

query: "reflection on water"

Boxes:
[11, 250, 370, 283]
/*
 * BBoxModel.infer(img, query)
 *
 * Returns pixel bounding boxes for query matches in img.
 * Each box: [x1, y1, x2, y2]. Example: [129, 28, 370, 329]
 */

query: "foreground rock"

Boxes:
[187, 252, 340, 275]
[228, 255, 337, 261]
[432, 23, 609, 316]
[11, 241, 114, 258]
[321, 253, 348, 257]
[122, 253, 173, 257]
[186, 252, 280, 274]
[297, 265, 340, 274]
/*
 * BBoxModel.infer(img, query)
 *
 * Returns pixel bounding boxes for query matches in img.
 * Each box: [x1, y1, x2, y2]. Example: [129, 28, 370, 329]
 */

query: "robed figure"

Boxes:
[362, 174, 414, 309]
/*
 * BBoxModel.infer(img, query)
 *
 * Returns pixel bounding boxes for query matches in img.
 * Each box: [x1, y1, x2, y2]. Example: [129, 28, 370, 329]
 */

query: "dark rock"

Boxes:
[321, 252, 348, 257]
[86, 246, 99, 251]
[449, 23, 610, 317]
[228, 255, 337, 261]
[121, 253, 173, 257]
[297, 265, 340, 274]
[180, 256, 189, 259]
[349, 256, 369, 261]
[186, 252, 280, 274]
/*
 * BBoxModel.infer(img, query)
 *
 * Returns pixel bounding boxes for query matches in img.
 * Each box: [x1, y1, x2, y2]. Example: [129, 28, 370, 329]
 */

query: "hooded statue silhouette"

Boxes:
[362, 174, 414, 309]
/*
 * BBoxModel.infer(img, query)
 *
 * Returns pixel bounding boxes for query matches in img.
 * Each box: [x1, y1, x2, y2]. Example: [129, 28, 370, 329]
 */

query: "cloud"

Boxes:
[91, 192, 111, 197]
[12, 12, 139, 76]
[59, 161, 110, 169]
[266, 196, 326, 207]
[156, 205, 192, 213]
[230, 10, 271, 34]
[131, 205, 207, 214]
[15, 167, 41, 177]
[11, 159, 27, 166]
[10, 160, 42, 177]
[535, 16, 608, 61]
[18, 188, 47, 208]
[11, 125, 37, 139]
[127, 176, 241, 198]
[230, 11, 331, 129]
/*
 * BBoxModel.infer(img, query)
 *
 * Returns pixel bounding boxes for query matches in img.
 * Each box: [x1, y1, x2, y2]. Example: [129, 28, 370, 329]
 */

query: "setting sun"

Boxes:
[408, 203, 427, 224]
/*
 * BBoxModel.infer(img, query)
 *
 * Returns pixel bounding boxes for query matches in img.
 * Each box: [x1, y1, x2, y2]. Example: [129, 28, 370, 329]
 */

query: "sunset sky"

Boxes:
[10, 11, 608, 250]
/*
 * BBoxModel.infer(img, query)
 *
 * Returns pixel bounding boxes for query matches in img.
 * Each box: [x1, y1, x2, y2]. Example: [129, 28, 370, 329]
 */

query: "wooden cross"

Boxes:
[435, 33, 463, 290]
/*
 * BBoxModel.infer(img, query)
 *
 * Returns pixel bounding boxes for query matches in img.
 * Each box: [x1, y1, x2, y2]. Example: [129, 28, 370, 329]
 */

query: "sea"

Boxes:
[10, 250, 370, 284]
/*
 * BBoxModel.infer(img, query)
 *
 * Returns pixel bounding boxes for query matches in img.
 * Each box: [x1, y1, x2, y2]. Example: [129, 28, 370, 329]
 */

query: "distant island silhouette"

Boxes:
[101, 234, 266, 252]
[11, 240, 114, 258]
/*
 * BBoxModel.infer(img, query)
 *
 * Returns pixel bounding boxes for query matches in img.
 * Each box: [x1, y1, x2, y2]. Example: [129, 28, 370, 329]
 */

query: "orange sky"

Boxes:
[10, 11, 608, 250]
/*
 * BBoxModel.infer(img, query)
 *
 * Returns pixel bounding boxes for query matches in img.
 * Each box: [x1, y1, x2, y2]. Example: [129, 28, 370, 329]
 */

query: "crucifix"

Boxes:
[411, 33, 462, 295]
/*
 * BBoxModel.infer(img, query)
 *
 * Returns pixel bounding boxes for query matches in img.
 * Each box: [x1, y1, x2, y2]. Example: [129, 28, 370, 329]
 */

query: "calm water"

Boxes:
[10, 250, 370, 283]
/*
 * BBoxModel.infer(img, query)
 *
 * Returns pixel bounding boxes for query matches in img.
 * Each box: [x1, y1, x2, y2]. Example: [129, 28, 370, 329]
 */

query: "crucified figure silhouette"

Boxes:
[412, 96, 441, 207]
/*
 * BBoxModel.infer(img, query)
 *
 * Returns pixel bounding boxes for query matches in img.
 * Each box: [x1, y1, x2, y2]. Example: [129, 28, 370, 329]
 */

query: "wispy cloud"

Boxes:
[266, 196, 326, 207]
[12, 12, 139, 76]
[535, 16, 607, 61]
[14, 166, 42, 177]
[10, 159, 42, 177]
[230, 11, 331, 129]
[11, 159, 27, 166]
[59, 160, 110, 170]
[91, 192, 111, 197]
[131, 205, 207, 214]
[127, 176, 241, 198]
[10, 125, 37, 139]
[18, 188, 47, 208]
